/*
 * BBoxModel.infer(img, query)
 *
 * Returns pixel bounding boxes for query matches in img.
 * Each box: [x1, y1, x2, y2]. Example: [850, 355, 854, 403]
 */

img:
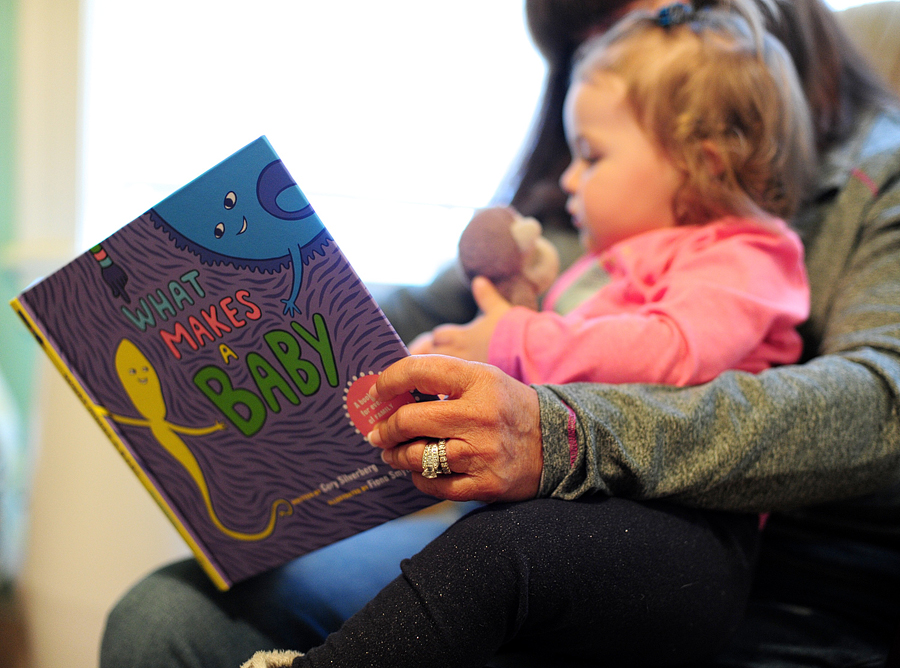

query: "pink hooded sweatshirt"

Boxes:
[488, 217, 809, 386]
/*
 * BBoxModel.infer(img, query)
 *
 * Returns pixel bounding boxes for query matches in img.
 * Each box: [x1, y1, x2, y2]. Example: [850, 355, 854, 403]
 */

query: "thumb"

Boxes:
[472, 276, 510, 314]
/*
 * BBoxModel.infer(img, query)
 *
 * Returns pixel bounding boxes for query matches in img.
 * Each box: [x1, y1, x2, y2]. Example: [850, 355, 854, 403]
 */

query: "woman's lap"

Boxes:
[100, 497, 758, 668]
[387, 496, 758, 666]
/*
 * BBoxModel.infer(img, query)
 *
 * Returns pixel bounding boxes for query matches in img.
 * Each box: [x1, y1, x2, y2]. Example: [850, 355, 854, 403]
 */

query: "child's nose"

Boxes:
[560, 161, 580, 194]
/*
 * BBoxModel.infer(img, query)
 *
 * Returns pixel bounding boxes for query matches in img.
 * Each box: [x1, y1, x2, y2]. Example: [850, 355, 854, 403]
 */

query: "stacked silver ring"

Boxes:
[422, 439, 452, 479]
[436, 438, 451, 475]
[422, 441, 440, 479]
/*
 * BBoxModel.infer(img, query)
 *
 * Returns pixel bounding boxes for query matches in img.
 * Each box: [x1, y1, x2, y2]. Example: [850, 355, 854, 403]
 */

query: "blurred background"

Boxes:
[0, 0, 892, 666]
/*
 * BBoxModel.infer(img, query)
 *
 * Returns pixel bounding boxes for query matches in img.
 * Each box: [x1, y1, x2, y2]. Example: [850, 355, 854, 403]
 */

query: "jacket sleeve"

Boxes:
[376, 263, 477, 345]
[535, 152, 900, 513]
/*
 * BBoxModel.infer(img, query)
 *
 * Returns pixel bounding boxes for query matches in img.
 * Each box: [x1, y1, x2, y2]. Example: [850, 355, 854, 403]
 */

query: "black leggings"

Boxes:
[300, 497, 759, 668]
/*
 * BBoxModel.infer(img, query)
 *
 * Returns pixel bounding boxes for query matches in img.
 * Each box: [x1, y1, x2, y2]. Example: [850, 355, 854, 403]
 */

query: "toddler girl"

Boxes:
[418, 0, 814, 390]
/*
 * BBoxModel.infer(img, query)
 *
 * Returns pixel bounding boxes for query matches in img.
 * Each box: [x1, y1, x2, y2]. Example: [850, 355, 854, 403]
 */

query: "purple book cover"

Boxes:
[11, 136, 438, 589]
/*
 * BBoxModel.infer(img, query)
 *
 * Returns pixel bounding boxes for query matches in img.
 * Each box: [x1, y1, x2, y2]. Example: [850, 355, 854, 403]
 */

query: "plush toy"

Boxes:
[240, 650, 304, 668]
[457, 206, 560, 311]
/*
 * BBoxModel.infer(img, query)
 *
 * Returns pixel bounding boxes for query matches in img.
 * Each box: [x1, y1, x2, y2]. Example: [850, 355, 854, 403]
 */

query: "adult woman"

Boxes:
[101, 0, 900, 665]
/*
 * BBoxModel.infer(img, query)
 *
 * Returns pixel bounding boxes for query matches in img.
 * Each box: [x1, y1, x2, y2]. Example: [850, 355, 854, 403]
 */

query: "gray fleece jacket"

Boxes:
[535, 108, 900, 547]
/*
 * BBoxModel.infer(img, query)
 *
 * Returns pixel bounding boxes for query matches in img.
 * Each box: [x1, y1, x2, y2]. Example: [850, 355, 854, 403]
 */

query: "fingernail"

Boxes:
[380, 449, 390, 465]
[367, 427, 382, 447]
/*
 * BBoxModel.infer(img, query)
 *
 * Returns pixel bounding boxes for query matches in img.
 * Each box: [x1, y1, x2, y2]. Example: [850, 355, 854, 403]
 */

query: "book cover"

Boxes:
[10, 136, 438, 590]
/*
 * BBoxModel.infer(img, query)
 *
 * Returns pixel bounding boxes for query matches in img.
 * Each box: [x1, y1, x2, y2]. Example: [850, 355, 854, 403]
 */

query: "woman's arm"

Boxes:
[539, 149, 900, 512]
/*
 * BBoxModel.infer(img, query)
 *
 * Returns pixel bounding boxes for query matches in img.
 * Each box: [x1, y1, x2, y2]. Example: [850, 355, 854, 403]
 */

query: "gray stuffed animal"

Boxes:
[457, 206, 559, 311]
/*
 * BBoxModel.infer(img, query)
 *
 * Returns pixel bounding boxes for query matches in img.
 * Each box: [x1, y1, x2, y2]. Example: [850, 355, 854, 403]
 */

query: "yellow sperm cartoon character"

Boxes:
[98, 338, 292, 541]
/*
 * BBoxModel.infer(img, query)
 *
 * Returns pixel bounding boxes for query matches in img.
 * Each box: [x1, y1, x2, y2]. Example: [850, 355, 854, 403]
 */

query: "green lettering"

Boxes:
[168, 280, 195, 310]
[264, 329, 321, 396]
[247, 352, 300, 411]
[181, 269, 204, 297]
[290, 313, 338, 388]
[193, 366, 266, 437]
[146, 288, 176, 320]
[121, 298, 156, 332]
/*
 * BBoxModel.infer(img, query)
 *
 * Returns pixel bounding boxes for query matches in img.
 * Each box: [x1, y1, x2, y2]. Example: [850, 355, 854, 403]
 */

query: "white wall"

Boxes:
[21, 367, 189, 668]
[14, 1, 189, 666]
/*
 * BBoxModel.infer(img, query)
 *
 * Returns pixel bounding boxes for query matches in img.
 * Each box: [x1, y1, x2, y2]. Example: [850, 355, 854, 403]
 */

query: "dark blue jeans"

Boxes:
[101, 497, 761, 667]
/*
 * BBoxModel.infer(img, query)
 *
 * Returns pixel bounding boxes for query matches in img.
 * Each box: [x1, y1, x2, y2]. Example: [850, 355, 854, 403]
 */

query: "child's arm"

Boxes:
[407, 330, 436, 355]
[430, 277, 513, 363]
[488, 224, 808, 386]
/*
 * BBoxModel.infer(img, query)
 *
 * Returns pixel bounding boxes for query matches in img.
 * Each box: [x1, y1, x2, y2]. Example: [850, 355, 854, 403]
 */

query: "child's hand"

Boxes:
[431, 277, 512, 363]
[408, 331, 436, 355]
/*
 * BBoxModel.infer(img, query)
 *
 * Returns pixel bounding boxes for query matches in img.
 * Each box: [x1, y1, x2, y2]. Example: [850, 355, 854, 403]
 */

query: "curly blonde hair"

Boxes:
[572, 0, 816, 225]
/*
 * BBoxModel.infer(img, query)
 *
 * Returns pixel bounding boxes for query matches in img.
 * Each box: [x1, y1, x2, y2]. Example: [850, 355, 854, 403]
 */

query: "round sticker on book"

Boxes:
[344, 372, 419, 437]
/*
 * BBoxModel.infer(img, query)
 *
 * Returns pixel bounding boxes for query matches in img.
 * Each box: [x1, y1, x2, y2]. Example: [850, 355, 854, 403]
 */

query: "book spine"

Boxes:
[9, 297, 232, 590]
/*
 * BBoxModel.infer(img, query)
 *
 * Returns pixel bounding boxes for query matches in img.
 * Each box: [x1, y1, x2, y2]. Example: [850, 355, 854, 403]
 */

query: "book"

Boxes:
[10, 136, 439, 590]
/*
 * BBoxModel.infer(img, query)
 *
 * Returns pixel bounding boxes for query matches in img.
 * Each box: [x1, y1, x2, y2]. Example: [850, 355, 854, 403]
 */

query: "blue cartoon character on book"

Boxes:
[150, 137, 332, 317]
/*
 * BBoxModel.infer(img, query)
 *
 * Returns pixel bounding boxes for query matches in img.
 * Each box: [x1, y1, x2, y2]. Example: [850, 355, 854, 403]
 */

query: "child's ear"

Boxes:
[701, 139, 727, 177]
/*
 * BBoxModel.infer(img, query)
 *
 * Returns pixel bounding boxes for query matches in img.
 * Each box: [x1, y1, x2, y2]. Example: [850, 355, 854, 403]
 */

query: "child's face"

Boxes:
[561, 74, 683, 254]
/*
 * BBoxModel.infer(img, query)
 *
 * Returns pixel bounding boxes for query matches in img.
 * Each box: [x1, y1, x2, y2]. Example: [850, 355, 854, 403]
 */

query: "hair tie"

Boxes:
[656, 2, 694, 27]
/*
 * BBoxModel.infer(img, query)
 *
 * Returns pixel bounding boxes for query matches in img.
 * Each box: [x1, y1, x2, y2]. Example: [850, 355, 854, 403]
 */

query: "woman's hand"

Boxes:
[367, 354, 543, 503]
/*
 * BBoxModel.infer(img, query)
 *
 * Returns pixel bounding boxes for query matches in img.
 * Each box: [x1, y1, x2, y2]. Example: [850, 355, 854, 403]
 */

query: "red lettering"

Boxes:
[219, 296, 245, 328]
[161, 289, 263, 359]
[235, 290, 262, 321]
[200, 305, 232, 338]
[159, 323, 198, 360]
[188, 315, 215, 346]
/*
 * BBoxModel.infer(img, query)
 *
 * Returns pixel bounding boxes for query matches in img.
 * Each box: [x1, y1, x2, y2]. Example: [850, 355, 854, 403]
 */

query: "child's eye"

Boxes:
[575, 138, 603, 164]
